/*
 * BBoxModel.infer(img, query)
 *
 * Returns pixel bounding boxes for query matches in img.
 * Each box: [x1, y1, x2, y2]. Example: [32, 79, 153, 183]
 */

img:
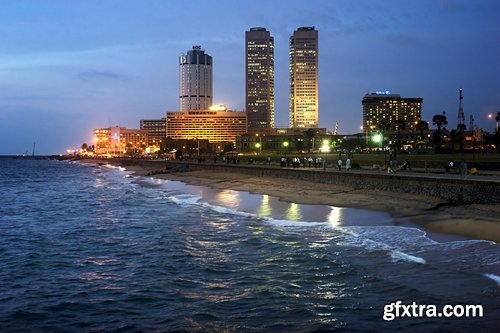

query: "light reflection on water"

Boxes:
[258, 194, 272, 217]
[1, 160, 497, 333]
[286, 202, 302, 221]
[327, 207, 343, 227]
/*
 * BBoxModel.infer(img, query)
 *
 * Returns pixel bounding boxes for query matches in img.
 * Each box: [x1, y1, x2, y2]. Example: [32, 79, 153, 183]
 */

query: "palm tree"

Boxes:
[432, 113, 448, 152]
[432, 113, 448, 133]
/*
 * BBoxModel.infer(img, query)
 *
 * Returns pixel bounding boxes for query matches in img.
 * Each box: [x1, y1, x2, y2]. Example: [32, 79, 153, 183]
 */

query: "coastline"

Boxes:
[80, 158, 500, 243]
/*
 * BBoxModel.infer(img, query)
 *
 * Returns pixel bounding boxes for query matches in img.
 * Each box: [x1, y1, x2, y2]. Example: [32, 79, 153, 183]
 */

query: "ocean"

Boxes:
[0, 159, 498, 332]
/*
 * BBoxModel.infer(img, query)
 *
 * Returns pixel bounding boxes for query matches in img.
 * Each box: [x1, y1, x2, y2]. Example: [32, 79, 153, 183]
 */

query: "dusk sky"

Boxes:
[1, 0, 499, 155]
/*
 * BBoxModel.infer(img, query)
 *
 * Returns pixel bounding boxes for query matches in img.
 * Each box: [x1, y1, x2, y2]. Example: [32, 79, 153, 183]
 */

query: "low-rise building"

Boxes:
[166, 105, 247, 144]
[94, 126, 148, 157]
[362, 91, 422, 134]
[140, 118, 166, 147]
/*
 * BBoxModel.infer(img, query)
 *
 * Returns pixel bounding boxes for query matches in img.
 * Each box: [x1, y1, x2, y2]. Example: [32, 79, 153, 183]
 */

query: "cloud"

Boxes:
[78, 70, 130, 82]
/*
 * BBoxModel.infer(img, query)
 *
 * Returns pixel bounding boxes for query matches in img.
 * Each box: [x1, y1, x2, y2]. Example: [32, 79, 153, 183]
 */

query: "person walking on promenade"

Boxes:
[345, 158, 351, 171]
[460, 160, 468, 177]
[337, 159, 342, 171]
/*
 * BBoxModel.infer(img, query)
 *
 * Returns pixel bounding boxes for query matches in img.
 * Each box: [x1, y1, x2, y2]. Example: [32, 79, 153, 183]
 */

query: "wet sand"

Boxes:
[81, 159, 500, 243]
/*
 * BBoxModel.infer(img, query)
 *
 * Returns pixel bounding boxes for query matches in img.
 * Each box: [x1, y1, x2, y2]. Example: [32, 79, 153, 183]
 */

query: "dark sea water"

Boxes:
[0, 159, 499, 332]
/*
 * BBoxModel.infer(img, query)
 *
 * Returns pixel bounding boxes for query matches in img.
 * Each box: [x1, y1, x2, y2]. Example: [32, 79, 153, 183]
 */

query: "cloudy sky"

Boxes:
[1, 0, 499, 155]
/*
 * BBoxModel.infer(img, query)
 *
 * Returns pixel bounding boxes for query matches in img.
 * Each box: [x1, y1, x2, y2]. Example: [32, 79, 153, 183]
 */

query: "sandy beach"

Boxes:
[82, 159, 500, 243]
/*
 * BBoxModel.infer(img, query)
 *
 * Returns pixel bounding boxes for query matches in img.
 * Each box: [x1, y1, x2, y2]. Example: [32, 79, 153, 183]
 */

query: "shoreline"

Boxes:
[80, 158, 500, 243]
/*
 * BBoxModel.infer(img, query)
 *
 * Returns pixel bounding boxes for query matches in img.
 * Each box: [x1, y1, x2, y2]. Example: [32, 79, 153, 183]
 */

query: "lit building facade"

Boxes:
[179, 46, 213, 111]
[362, 92, 423, 134]
[246, 27, 275, 130]
[140, 118, 166, 147]
[166, 105, 247, 143]
[94, 126, 148, 157]
[289, 27, 319, 128]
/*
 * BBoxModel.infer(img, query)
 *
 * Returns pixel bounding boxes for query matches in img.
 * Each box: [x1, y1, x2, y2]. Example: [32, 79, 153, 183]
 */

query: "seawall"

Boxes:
[156, 161, 500, 205]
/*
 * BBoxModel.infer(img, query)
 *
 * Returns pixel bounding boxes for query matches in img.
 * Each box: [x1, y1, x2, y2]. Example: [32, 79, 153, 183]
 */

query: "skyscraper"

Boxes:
[179, 46, 213, 111]
[289, 27, 318, 128]
[246, 27, 275, 130]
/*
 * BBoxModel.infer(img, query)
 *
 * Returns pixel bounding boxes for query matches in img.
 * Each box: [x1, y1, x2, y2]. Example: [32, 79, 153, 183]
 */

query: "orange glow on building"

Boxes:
[166, 108, 247, 143]
[94, 126, 148, 157]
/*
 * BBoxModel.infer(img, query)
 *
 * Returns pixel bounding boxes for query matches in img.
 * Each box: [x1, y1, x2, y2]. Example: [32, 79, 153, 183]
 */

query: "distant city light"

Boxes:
[372, 133, 383, 143]
[209, 104, 227, 111]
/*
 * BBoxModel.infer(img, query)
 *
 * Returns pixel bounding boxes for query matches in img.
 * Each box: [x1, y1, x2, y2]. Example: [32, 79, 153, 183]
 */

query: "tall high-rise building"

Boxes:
[289, 27, 319, 128]
[362, 92, 423, 134]
[246, 27, 275, 130]
[179, 46, 213, 111]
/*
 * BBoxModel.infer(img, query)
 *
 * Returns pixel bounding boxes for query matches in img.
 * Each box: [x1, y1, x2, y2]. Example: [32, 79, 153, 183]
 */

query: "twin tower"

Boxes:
[179, 27, 319, 130]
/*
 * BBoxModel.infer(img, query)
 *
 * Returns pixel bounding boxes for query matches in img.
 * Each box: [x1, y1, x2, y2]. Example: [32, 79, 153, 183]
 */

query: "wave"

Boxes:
[166, 194, 201, 206]
[484, 273, 500, 286]
[391, 250, 426, 264]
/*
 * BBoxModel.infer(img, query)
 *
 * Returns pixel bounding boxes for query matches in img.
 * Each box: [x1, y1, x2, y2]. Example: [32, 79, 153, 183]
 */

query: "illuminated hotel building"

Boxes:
[246, 27, 274, 130]
[140, 118, 166, 146]
[166, 105, 247, 143]
[179, 46, 213, 111]
[94, 126, 148, 157]
[289, 27, 319, 128]
[362, 92, 423, 133]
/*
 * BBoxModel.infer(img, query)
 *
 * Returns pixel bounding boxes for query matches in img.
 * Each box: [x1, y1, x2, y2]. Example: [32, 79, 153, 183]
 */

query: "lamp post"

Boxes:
[372, 132, 384, 167]
[321, 139, 330, 172]
[255, 133, 263, 155]
[282, 141, 289, 154]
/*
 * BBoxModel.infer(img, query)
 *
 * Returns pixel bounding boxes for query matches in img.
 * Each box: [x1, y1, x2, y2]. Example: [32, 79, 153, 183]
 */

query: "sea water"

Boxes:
[0, 159, 498, 332]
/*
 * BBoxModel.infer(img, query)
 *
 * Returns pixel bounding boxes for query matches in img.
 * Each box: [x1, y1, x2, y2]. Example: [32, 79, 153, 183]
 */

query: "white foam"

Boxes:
[484, 273, 500, 286]
[264, 218, 328, 228]
[202, 203, 257, 218]
[166, 194, 201, 206]
[391, 250, 426, 264]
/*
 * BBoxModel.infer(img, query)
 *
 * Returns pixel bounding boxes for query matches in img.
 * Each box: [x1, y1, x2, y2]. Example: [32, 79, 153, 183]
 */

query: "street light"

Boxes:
[321, 139, 330, 172]
[372, 132, 385, 167]
[255, 133, 263, 155]
[255, 142, 261, 155]
[282, 141, 289, 153]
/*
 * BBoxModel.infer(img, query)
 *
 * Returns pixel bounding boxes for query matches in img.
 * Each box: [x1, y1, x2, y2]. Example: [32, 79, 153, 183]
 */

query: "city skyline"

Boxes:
[1, 0, 499, 155]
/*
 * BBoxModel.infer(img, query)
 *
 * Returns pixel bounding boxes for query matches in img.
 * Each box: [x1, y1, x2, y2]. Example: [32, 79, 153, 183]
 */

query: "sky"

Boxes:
[0, 0, 499, 155]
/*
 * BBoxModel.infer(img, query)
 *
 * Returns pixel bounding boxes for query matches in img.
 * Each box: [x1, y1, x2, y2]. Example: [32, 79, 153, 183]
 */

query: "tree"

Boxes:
[449, 129, 457, 153]
[391, 119, 406, 158]
[495, 112, 500, 153]
[432, 113, 448, 152]
[81, 143, 88, 151]
[456, 123, 467, 152]
[416, 120, 429, 141]
[303, 128, 317, 151]
[432, 113, 448, 133]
